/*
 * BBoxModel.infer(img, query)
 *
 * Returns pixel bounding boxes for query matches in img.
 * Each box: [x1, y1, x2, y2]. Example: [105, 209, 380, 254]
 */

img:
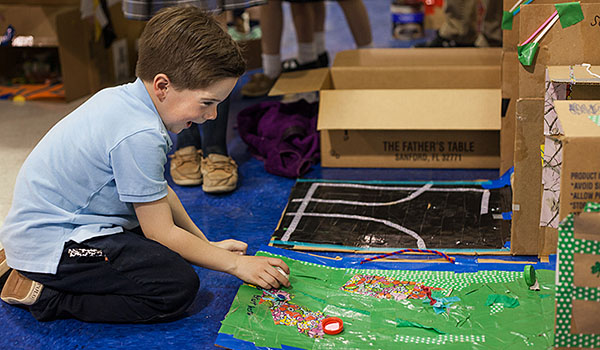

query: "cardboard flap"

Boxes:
[330, 66, 501, 89]
[548, 66, 600, 84]
[333, 48, 502, 67]
[331, 48, 501, 89]
[317, 89, 501, 131]
[555, 100, 600, 137]
[268, 68, 331, 96]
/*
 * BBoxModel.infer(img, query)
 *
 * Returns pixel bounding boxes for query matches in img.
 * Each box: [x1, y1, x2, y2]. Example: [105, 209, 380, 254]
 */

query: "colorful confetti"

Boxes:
[340, 274, 443, 301]
[259, 289, 327, 338]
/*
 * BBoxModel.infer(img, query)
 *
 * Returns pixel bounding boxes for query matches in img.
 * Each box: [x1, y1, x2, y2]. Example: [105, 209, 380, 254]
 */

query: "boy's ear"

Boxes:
[153, 74, 170, 102]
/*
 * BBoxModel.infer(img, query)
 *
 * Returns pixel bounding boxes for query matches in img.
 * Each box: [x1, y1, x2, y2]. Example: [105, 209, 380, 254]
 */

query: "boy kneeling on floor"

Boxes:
[0, 6, 289, 323]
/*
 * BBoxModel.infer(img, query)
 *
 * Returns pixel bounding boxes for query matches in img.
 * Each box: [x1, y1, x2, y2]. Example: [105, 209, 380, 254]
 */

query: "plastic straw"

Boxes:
[509, 0, 524, 13]
[360, 249, 456, 264]
[533, 12, 560, 44]
[513, 0, 534, 15]
[520, 10, 557, 46]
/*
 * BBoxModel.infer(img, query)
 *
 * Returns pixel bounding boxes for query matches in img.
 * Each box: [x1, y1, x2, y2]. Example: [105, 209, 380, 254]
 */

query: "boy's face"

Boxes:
[152, 76, 238, 134]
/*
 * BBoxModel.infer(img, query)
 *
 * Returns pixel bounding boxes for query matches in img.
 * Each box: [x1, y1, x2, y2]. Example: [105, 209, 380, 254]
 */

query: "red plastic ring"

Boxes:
[322, 317, 344, 335]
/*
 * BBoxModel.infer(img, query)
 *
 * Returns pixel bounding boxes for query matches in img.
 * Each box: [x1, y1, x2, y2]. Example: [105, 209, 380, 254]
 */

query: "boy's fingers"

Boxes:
[268, 258, 290, 274]
[268, 266, 290, 288]
[259, 274, 280, 290]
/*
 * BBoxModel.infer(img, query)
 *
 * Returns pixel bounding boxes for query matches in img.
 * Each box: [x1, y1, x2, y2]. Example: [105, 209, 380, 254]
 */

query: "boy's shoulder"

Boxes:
[80, 80, 156, 123]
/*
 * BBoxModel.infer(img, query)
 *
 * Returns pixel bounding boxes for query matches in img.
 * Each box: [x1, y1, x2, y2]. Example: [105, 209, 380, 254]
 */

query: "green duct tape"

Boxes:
[524, 265, 536, 287]
[518, 42, 539, 66]
[555, 2, 584, 28]
[502, 11, 514, 30]
[396, 318, 446, 334]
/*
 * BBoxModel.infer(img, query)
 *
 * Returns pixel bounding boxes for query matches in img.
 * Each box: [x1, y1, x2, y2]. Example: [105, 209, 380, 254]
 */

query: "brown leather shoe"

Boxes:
[0, 249, 8, 278]
[201, 154, 238, 194]
[241, 73, 277, 98]
[1, 270, 43, 306]
[169, 146, 203, 186]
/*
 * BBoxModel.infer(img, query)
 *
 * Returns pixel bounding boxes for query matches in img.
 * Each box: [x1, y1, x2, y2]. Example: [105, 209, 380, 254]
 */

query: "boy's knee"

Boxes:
[161, 266, 199, 314]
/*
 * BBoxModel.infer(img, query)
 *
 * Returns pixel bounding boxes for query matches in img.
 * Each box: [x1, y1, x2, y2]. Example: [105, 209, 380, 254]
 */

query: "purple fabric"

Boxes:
[237, 99, 320, 178]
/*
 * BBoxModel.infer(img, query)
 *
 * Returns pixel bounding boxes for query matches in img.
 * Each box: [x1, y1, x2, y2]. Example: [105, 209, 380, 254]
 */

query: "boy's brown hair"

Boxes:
[136, 6, 245, 90]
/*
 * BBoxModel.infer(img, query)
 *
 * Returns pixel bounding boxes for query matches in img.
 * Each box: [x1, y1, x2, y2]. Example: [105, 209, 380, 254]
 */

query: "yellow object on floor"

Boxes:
[0, 83, 65, 101]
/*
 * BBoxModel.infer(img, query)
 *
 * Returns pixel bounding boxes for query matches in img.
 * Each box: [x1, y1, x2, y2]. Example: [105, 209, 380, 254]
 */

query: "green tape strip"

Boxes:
[396, 318, 447, 334]
[502, 11, 514, 30]
[517, 42, 539, 66]
[555, 2, 584, 28]
[485, 294, 520, 308]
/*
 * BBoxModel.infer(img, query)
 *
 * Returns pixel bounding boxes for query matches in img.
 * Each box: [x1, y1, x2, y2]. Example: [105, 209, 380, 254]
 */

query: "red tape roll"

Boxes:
[322, 317, 343, 335]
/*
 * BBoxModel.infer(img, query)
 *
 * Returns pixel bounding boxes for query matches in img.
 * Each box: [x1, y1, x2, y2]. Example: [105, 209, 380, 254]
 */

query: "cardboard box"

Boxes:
[0, 3, 144, 101]
[541, 66, 600, 228]
[270, 48, 502, 168]
[545, 100, 600, 222]
[501, 50, 519, 173]
[512, 67, 600, 255]
[501, 0, 594, 52]
[518, 3, 600, 99]
[511, 98, 545, 255]
[554, 204, 600, 348]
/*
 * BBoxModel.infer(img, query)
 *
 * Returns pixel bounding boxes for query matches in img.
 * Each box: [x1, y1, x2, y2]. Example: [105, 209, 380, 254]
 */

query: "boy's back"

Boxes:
[1, 79, 172, 274]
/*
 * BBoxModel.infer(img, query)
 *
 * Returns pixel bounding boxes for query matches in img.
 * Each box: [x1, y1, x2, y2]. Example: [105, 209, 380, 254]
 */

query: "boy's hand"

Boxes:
[211, 239, 247, 255]
[233, 256, 290, 289]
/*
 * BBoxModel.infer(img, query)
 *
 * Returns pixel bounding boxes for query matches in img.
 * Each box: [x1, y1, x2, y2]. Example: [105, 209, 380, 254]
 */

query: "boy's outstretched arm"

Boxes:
[165, 186, 246, 254]
[133, 196, 290, 289]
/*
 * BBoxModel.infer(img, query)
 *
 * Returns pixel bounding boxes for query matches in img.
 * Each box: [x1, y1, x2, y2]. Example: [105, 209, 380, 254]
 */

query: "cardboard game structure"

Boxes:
[510, 2, 600, 255]
[555, 202, 600, 348]
[217, 247, 557, 349]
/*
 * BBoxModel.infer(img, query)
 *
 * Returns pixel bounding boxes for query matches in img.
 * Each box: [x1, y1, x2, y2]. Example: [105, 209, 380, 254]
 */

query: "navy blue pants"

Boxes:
[21, 229, 199, 323]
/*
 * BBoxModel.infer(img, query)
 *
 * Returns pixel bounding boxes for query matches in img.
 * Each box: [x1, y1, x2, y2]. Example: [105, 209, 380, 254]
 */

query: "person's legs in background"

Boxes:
[170, 95, 238, 194]
[200, 95, 238, 194]
[284, 1, 319, 70]
[336, 0, 373, 48]
[170, 126, 203, 187]
[241, 0, 283, 97]
[312, 1, 329, 67]
[475, 0, 502, 47]
[416, 0, 478, 47]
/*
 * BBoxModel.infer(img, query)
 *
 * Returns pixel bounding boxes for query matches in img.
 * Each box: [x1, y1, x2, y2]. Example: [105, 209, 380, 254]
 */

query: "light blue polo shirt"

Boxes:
[0, 78, 173, 274]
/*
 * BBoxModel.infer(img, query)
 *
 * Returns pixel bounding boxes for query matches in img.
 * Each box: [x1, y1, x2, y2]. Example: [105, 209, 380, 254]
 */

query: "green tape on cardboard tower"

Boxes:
[502, 11, 514, 30]
[518, 42, 539, 66]
[555, 2, 584, 28]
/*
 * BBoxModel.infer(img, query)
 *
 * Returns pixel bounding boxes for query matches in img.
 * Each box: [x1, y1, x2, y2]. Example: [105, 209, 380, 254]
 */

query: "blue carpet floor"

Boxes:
[0, 2, 508, 349]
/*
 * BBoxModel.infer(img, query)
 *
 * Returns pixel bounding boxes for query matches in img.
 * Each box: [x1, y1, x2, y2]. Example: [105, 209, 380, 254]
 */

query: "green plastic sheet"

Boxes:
[518, 42, 539, 66]
[555, 2, 584, 28]
[502, 11, 514, 30]
[219, 251, 556, 349]
[485, 294, 520, 308]
[396, 318, 446, 334]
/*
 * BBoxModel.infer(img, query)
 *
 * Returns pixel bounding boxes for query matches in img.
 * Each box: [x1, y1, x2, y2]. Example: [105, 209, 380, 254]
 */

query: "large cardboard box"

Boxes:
[545, 100, 600, 223]
[0, 3, 144, 101]
[501, 50, 519, 173]
[512, 67, 600, 255]
[270, 48, 502, 168]
[502, 0, 597, 52]
[518, 3, 600, 99]
[554, 204, 600, 349]
[512, 98, 545, 255]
